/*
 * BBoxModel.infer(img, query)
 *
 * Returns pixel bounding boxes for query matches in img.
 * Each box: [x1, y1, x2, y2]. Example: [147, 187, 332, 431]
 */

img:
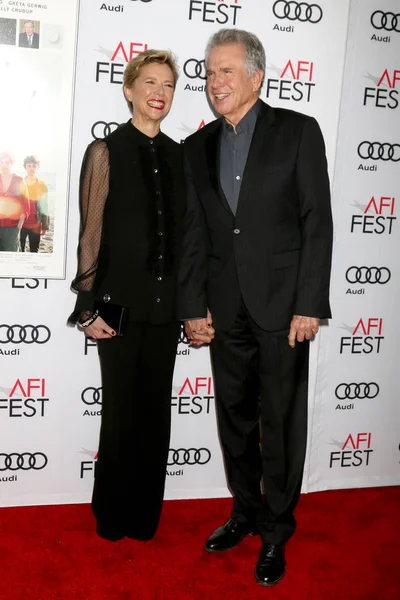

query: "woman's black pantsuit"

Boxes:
[70, 122, 185, 541]
[93, 321, 179, 541]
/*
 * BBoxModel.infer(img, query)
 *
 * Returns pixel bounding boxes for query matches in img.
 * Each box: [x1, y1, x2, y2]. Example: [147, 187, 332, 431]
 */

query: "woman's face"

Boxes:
[125, 62, 175, 123]
[0, 156, 13, 175]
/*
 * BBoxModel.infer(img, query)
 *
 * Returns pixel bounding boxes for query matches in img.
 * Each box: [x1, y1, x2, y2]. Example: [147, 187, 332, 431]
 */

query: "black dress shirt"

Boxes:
[70, 121, 185, 325]
[219, 99, 261, 214]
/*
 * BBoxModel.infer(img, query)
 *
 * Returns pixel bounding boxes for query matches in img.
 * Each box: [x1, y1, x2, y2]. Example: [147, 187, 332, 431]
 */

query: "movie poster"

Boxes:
[0, 0, 79, 277]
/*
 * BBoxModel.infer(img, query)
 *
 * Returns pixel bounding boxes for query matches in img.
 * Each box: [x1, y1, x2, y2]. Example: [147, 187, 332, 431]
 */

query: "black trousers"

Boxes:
[20, 227, 40, 252]
[93, 320, 180, 541]
[211, 302, 309, 545]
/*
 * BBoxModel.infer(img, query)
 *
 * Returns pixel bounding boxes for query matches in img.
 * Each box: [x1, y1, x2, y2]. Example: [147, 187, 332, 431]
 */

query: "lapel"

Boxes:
[236, 102, 276, 216]
[204, 120, 233, 216]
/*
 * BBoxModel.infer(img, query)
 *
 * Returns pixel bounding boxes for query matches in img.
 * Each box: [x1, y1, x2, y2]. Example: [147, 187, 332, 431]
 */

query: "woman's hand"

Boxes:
[81, 315, 116, 339]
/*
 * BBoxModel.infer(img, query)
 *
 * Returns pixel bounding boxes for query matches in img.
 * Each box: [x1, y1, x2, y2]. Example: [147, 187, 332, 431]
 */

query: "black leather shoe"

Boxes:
[254, 544, 286, 586]
[205, 518, 257, 553]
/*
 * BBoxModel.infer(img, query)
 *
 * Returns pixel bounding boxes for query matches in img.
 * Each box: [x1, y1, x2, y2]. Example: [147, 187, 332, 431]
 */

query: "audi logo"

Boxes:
[335, 383, 380, 400]
[178, 324, 190, 345]
[346, 267, 391, 285]
[357, 141, 400, 162]
[81, 387, 102, 405]
[183, 59, 206, 80]
[371, 11, 400, 32]
[0, 325, 51, 344]
[0, 452, 48, 471]
[91, 121, 119, 140]
[272, 1, 323, 23]
[167, 448, 211, 466]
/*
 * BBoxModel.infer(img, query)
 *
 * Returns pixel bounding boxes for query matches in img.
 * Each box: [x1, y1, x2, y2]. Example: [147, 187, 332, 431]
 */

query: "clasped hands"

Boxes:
[185, 311, 320, 347]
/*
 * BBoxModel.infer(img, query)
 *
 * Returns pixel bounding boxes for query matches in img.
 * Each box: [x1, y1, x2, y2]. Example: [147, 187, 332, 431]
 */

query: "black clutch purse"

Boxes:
[94, 300, 129, 336]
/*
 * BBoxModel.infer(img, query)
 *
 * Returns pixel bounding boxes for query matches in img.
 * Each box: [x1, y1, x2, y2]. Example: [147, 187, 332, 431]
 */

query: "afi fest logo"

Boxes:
[179, 118, 207, 144]
[171, 377, 214, 415]
[95, 40, 149, 84]
[370, 10, 400, 44]
[339, 318, 384, 355]
[334, 382, 380, 411]
[81, 386, 102, 417]
[79, 449, 98, 479]
[10, 278, 48, 290]
[363, 69, 400, 110]
[350, 195, 396, 235]
[0, 378, 48, 418]
[265, 59, 315, 103]
[345, 265, 391, 296]
[272, 1, 323, 32]
[329, 433, 373, 468]
[188, 0, 242, 26]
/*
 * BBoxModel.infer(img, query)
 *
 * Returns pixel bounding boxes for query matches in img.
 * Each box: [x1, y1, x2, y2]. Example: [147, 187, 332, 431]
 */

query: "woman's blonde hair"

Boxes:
[123, 49, 179, 113]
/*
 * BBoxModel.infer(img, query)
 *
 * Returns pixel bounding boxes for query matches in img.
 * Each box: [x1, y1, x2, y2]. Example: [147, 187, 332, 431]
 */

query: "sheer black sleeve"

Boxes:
[68, 140, 109, 324]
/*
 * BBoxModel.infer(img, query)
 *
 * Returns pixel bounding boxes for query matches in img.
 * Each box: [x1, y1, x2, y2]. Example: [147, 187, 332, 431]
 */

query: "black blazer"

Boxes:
[19, 32, 39, 48]
[177, 101, 333, 331]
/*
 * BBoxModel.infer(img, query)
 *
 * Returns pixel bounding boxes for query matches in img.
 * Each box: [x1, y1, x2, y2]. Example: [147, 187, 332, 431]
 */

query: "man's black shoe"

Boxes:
[204, 518, 257, 552]
[254, 543, 286, 586]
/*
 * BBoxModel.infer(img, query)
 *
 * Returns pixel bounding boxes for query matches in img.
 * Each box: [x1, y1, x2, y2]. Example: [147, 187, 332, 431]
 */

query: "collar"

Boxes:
[222, 98, 261, 138]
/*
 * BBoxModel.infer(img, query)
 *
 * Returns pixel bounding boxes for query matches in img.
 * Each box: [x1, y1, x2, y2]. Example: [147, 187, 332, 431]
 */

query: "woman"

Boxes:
[20, 155, 49, 252]
[0, 151, 29, 252]
[69, 50, 185, 541]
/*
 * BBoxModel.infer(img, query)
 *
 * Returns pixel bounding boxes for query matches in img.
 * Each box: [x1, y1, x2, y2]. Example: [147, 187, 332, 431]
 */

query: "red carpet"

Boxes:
[0, 487, 399, 600]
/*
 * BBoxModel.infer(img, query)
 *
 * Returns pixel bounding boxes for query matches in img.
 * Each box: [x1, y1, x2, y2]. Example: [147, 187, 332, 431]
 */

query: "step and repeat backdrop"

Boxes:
[0, 0, 399, 506]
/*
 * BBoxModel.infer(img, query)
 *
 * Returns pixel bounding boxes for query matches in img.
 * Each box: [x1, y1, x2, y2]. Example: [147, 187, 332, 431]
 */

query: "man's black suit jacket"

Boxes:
[177, 101, 333, 332]
[19, 32, 39, 48]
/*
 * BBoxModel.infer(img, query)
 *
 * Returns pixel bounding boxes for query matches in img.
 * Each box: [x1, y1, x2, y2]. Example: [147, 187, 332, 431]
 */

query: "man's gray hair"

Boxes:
[205, 28, 266, 76]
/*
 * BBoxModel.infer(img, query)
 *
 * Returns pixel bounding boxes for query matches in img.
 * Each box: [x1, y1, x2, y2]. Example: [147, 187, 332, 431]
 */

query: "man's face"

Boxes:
[206, 43, 263, 124]
[25, 162, 38, 177]
[24, 23, 34, 36]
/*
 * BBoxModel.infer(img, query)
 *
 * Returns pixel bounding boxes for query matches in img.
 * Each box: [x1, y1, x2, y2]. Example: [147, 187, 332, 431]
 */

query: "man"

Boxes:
[19, 21, 39, 49]
[178, 29, 333, 587]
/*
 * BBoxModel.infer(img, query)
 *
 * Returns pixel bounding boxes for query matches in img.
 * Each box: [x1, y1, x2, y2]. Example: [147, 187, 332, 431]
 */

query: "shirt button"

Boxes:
[157, 277, 162, 281]
[156, 190, 161, 195]
[236, 175, 241, 180]
[234, 228, 240, 234]
[156, 298, 161, 303]
[154, 169, 158, 173]
[151, 148, 155, 153]
[158, 210, 162, 215]
[158, 231, 163, 236]
[158, 254, 163, 259]
[149, 140, 154, 145]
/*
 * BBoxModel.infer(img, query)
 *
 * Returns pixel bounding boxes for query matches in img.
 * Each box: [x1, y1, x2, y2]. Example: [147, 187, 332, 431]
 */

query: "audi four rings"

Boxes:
[0, 325, 51, 344]
[91, 121, 119, 139]
[272, 1, 323, 23]
[346, 267, 391, 285]
[168, 448, 211, 466]
[370, 11, 400, 32]
[0, 453, 48, 471]
[81, 387, 103, 405]
[178, 324, 190, 345]
[357, 142, 400, 162]
[183, 59, 206, 80]
[335, 383, 380, 400]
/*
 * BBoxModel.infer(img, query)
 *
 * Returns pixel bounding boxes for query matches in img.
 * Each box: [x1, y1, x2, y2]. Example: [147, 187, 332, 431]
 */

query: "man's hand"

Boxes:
[288, 315, 320, 348]
[184, 310, 215, 346]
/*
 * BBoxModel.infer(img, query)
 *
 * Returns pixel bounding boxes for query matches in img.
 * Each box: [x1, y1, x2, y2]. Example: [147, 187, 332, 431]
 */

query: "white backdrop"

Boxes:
[1, 0, 399, 507]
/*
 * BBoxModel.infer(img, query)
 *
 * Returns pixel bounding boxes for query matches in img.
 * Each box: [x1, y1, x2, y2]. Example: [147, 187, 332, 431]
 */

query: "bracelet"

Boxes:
[79, 309, 99, 328]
